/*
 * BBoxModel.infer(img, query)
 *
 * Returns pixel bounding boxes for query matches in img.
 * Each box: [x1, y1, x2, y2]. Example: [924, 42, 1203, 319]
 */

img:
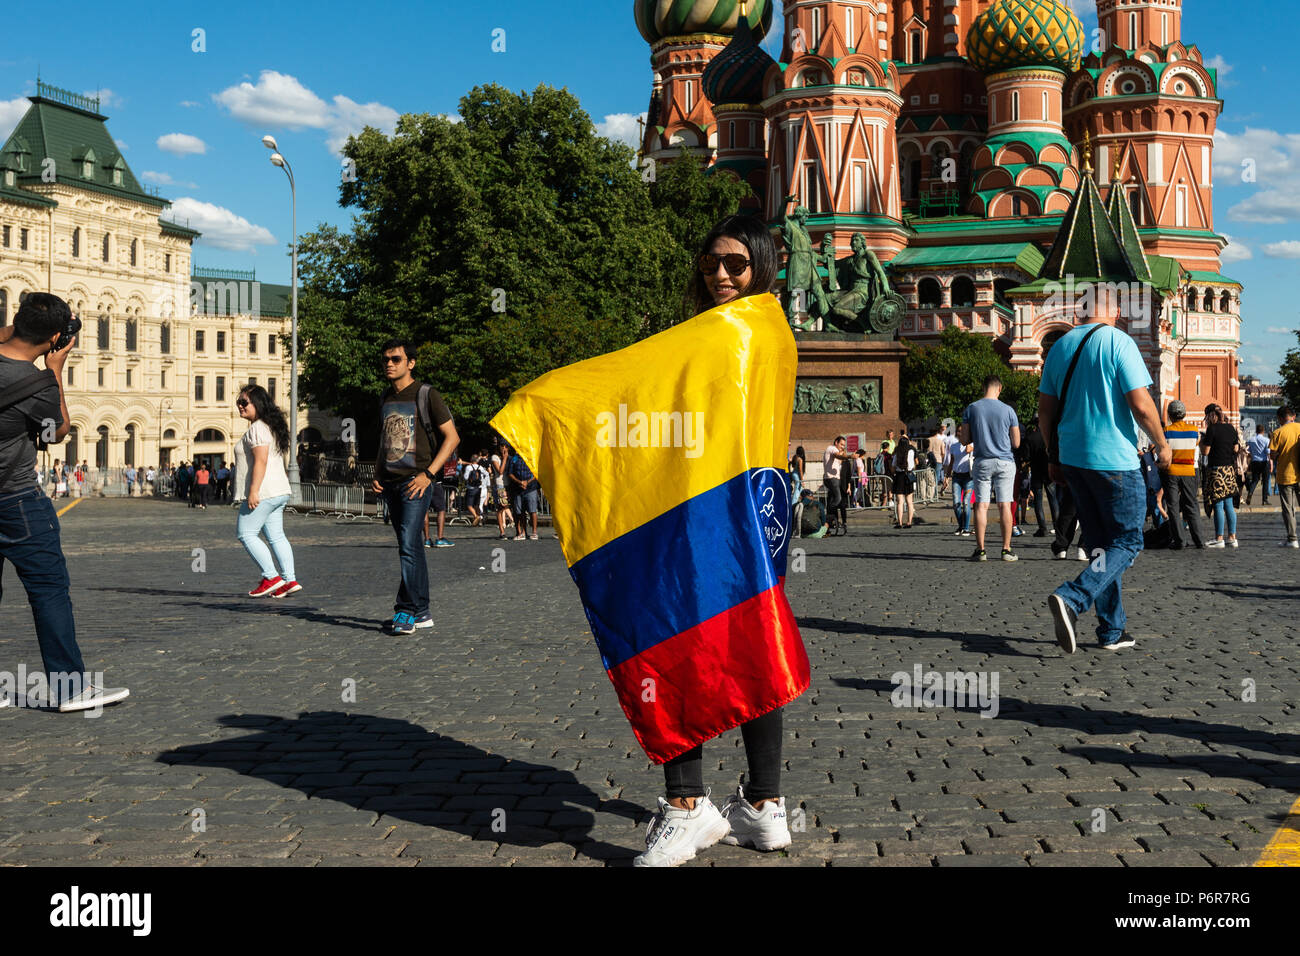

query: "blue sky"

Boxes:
[1, 0, 1296, 380]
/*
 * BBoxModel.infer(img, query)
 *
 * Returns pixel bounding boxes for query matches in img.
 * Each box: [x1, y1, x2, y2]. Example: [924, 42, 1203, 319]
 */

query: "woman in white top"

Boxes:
[233, 384, 300, 598]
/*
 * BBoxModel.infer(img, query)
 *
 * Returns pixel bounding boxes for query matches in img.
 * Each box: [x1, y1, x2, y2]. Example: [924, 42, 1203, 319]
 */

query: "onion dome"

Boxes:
[702, 10, 777, 106]
[634, 0, 773, 46]
[966, 0, 1084, 75]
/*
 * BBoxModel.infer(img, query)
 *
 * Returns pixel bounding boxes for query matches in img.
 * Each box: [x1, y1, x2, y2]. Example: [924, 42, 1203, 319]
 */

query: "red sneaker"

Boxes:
[271, 580, 302, 598]
[248, 576, 284, 597]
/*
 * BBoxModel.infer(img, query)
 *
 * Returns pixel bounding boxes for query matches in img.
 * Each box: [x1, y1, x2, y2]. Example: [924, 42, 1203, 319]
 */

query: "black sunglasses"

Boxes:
[697, 253, 751, 276]
[236, 399, 250, 408]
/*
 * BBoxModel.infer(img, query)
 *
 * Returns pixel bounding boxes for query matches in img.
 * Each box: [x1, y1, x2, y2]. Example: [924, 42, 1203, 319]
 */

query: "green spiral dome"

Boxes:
[635, 0, 773, 46]
[966, 0, 1085, 75]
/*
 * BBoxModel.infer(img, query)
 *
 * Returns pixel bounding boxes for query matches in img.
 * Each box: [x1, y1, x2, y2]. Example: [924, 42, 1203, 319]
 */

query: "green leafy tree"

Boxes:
[900, 325, 1041, 425]
[1280, 330, 1300, 413]
[296, 84, 750, 451]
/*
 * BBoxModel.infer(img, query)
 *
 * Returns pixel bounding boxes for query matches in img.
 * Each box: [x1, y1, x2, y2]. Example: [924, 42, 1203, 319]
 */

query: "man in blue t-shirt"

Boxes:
[1245, 425, 1271, 506]
[1038, 310, 1170, 654]
[508, 448, 542, 541]
[961, 375, 1021, 562]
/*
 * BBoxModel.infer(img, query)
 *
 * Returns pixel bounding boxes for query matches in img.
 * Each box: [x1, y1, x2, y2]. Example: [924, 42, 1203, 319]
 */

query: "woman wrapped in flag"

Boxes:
[491, 215, 810, 867]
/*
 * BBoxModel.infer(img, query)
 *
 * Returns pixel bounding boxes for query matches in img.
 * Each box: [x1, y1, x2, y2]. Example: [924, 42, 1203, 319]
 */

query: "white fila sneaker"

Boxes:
[719, 788, 792, 851]
[633, 793, 730, 867]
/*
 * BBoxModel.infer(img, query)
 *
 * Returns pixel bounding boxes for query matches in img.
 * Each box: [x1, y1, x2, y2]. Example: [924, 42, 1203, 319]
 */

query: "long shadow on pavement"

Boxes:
[158, 711, 642, 864]
[797, 616, 1043, 658]
[89, 586, 381, 632]
[844, 678, 1300, 812]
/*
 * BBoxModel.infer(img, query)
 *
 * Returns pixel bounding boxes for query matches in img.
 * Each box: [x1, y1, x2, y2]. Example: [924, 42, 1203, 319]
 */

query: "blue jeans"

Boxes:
[950, 472, 972, 532]
[1054, 467, 1145, 644]
[1212, 497, 1237, 537]
[236, 494, 295, 581]
[0, 487, 87, 695]
[382, 478, 433, 616]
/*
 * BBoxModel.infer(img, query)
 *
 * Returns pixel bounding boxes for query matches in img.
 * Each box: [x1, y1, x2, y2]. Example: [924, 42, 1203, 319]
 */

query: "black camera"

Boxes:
[53, 316, 81, 352]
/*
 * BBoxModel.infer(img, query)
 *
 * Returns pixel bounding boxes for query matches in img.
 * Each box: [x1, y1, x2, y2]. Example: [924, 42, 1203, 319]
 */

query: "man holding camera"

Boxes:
[0, 293, 129, 711]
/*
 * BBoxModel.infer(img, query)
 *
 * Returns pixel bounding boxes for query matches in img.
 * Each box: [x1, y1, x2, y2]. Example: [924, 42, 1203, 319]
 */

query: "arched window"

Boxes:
[125, 318, 138, 352]
[1202, 289, 1213, 312]
[159, 321, 171, 354]
[1219, 291, 1231, 313]
[97, 316, 110, 350]
[994, 278, 1018, 309]
[124, 424, 136, 467]
[96, 425, 109, 469]
[917, 278, 942, 309]
[72, 228, 81, 258]
[163, 428, 176, 441]
[1042, 330, 1066, 365]
[951, 276, 976, 308]
[130, 239, 137, 267]
[102, 233, 110, 263]
[194, 428, 225, 443]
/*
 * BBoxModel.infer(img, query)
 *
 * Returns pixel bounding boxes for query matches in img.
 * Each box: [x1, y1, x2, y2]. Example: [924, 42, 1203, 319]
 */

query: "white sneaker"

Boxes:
[719, 788, 792, 851]
[1207, 540, 1226, 549]
[58, 684, 130, 713]
[1228, 538, 1239, 549]
[633, 793, 730, 867]
[1281, 540, 1299, 549]
[1076, 547, 1088, 561]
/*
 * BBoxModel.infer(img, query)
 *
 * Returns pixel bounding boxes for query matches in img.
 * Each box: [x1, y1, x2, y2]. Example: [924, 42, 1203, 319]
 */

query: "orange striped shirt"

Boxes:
[1164, 421, 1200, 477]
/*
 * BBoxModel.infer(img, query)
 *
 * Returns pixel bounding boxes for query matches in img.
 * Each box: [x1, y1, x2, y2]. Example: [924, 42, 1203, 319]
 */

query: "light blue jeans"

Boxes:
[1212, 496, 1237, 537]
[237, 494, 295, 581]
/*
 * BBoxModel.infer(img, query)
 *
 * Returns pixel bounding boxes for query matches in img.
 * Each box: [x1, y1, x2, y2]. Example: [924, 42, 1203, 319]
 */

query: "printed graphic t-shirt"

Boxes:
[376, 381, 452, 481]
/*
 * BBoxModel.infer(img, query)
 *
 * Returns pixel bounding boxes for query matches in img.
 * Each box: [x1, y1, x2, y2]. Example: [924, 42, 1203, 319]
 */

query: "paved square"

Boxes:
[1, 498, 1296, 866]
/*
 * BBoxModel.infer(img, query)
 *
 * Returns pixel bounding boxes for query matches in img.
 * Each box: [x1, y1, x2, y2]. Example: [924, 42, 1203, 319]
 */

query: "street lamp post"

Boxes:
[262, 134, 300, 498]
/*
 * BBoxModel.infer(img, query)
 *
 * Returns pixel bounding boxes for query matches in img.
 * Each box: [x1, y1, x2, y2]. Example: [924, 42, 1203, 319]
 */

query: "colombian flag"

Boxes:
[490, 292, 810, 763]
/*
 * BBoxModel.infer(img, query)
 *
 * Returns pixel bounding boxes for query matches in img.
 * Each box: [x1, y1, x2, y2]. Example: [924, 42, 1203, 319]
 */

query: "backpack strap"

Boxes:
[1049, 324, 1105, 465]
[0, 369, 57, 417]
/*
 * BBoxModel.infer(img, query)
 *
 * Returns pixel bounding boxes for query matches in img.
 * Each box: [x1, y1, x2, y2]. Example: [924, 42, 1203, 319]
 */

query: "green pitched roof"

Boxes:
[1147, 255, 1185, 295]
[1106, 179, 1151, 281]
[887, 242, 1045, 275]
[0, 82, 166, 208]
[1186, 270, 1242, 288]
[1037, 172, 1137, 283]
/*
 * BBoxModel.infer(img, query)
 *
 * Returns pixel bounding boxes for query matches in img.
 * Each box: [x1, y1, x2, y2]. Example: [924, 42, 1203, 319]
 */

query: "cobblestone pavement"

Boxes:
[1, 498, 1296, 867]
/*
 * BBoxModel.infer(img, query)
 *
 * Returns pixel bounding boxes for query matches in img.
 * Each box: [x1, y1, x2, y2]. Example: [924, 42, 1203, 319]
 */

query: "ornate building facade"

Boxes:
[0, 82, 334, 471]
[636, 0, 1242, 423]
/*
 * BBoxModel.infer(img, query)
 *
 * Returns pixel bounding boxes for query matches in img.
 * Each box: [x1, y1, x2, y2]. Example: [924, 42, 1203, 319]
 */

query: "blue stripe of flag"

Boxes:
[570, 469, 782, 670]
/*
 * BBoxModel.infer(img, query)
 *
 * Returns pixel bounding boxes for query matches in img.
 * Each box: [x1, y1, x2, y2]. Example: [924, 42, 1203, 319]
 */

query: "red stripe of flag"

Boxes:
[606, 583, 810, 764]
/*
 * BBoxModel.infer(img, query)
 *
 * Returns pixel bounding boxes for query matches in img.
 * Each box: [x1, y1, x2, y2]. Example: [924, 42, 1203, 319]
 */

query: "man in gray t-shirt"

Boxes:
[960, 374, 1021, 561]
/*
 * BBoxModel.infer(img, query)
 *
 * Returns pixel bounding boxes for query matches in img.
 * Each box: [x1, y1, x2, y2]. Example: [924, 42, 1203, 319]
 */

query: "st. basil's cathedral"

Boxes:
[635, 0, 1242, 428]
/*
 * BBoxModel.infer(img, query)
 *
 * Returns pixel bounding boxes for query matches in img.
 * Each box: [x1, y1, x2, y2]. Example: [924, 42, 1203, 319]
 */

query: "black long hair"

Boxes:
[683, 214, 780, 319]
[241, 384, 290, 455]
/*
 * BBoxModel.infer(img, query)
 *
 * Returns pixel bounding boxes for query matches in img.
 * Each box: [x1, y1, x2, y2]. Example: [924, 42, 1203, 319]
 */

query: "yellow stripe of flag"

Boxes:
[490, 292, 796, 566]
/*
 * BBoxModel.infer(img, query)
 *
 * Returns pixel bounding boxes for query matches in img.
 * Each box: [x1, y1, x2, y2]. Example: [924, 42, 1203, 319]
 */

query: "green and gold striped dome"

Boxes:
[634, 0, 773, 46]
[966, 0, 1084, 75]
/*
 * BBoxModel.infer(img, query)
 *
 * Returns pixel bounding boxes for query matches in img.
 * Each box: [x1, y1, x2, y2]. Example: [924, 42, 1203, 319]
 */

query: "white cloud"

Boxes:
[1266, 327, 1296, 335]
[596, 112, 647, 149]
[157, 133, 207, 157]
[85, 88, 121, 108]
[179, 100, 199, 108]
[0, 96, 30, 142]
[165, 197, 275, 252]
[141, 170, 198, 189]
[326, 94, 400, 153]
[1213, 127, 1300, 182]
[115, 139, 129, 151]
[1230, 191, 1300, 224]
[213, 70, 399, 154]
[1263, 240, 1300, 258]
[1205, 54, 1233, 86]
[1219, 234, 1252, 263]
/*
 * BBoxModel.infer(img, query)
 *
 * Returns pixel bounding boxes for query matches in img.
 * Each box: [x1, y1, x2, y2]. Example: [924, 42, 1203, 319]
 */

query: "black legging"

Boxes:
[663, 707, 783, 802]
[824, 477, 846, 527]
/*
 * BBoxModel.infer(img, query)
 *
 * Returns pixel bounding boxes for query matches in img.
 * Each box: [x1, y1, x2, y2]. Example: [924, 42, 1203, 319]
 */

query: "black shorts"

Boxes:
[430, 483, 447, 512]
